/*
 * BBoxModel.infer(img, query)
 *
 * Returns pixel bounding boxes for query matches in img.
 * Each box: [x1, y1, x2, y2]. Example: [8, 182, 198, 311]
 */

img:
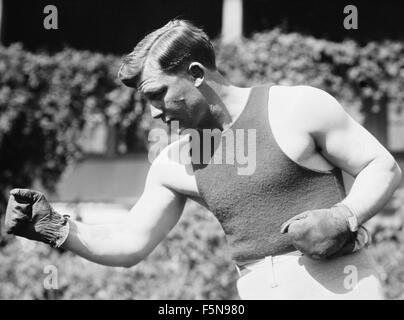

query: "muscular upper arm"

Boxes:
[293, 86, 397, 177]
[125, 148, 187, 256]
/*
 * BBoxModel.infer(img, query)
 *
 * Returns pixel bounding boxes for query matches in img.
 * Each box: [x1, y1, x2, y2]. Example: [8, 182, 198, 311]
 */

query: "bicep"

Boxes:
[299, 86, 392, 177]
[125, 163, 186, 253]
[317, 115, 389, 176]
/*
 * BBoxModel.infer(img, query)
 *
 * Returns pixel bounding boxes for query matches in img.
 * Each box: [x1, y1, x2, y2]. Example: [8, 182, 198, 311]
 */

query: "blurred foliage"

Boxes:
[0, 44, 151, 239]
[1, 194, 404, 299]
[365, 188, 404, 299]
[216, 29, 404, 124]
[0, 202, 239, 299]
[1, 29, 404, 299]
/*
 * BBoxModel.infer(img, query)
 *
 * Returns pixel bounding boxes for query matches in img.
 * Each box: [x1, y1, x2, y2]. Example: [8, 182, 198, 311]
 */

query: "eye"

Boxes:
[147, 88, 165, 101]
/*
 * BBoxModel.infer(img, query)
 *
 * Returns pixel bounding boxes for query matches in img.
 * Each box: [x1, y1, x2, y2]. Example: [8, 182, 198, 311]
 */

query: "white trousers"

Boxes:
[236, 248, 384, 300]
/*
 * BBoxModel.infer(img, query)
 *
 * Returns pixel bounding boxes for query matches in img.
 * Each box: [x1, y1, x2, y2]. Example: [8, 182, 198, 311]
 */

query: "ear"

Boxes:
[188, 62, 205, 87]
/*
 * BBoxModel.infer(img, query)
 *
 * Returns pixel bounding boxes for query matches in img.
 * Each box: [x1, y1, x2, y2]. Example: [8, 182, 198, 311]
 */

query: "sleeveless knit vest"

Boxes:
[191, 84, 346, 264]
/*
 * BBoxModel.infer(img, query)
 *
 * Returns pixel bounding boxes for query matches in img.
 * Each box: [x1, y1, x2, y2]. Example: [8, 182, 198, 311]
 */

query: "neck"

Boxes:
[199, 71, 251, 131]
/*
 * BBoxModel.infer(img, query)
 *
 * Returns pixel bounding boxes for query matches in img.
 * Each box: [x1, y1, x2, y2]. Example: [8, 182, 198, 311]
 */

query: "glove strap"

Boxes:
[35, 211, 71, 248]
[333, 202, 359, 232]
[53, 215, 71, 248]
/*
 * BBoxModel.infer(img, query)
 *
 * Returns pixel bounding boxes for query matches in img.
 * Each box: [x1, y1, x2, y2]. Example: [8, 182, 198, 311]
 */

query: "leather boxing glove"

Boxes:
[5, 188, 70, 248]
[280, 204, 369, 260]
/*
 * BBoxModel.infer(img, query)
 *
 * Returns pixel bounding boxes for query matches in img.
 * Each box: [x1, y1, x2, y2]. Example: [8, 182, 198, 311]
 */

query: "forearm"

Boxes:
[61, 219, 149, 268]
[341, 157, 402, 225]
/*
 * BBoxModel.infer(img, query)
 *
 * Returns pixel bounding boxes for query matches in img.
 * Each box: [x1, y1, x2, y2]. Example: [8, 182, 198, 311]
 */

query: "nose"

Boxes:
[150, 104, 164, 119]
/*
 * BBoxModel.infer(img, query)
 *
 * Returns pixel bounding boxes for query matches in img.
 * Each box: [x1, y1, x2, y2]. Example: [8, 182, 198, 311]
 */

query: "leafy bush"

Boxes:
[1, 195, 404, 300]
[0, 44, 150, 239]
[0, 202, 238, 299]
[365, 188, 404, 299]
[216, 29, 404, 125]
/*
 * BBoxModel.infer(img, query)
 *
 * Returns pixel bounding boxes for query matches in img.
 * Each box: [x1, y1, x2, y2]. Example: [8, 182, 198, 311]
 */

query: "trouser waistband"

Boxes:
[235, 250, 303, 277]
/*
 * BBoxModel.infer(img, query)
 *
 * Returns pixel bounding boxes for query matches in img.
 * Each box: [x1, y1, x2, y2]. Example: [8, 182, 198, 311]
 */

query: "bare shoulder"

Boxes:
[266, 84, 346, 171]
[147, 134, 200, 198]
[269, 84, 340, 110]
[269, 85, 348, 133]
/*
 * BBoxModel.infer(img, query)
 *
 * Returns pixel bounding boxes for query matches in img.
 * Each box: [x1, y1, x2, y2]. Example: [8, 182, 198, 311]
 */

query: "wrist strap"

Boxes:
[333, 202, 359, 232]
[51, 214, 71, 248]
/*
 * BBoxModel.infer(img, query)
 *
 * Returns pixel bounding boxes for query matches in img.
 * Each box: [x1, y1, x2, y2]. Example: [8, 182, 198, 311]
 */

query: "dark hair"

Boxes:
[118, 19, 217, 88]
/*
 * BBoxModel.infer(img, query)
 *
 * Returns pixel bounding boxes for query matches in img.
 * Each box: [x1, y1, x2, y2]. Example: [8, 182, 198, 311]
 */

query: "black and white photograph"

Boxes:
[0, 0, 404, 305]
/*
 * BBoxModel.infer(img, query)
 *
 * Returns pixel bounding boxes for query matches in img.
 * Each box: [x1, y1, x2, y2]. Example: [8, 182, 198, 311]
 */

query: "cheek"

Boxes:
[165, 87, 187, 106]
[166, 89, 192, 110]
[186, 94, 209, 122]
[165, 96, 187, 112]
[165, 86, 206, 124]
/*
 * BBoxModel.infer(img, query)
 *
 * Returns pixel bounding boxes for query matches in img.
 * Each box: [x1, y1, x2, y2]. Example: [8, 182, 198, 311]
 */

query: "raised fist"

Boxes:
[5, 189, 70, 248]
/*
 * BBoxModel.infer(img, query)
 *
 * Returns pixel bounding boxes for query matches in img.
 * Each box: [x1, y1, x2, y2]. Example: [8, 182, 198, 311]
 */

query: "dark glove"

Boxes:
[280, 204, 369, 260]
[5, 189, 70, 248]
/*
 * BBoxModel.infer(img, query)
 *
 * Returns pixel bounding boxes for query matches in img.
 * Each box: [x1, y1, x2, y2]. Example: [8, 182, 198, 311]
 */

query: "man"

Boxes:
[4, 19, 402, 299]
